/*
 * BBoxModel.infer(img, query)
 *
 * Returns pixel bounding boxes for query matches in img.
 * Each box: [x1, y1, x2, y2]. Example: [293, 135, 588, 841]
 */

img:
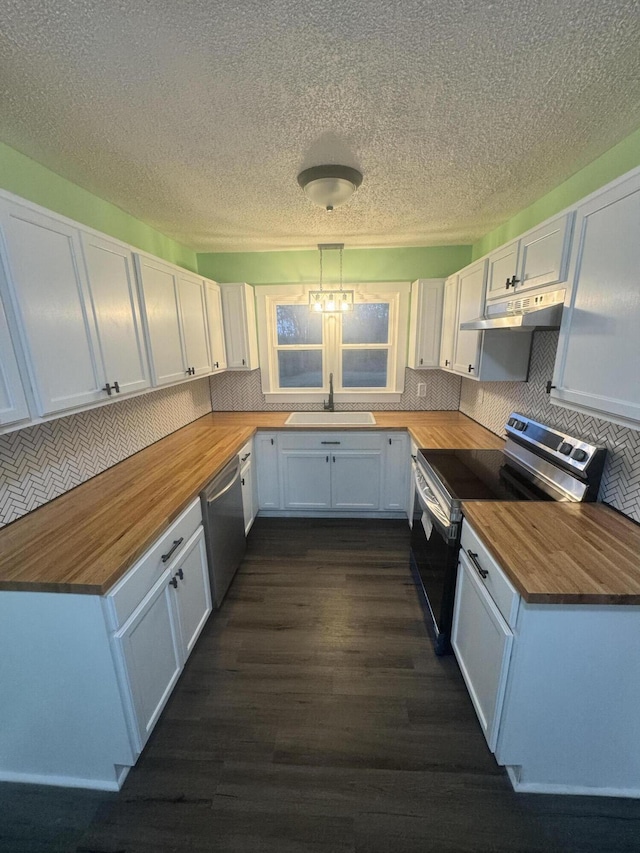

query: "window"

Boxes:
[256, 283, 410, 399]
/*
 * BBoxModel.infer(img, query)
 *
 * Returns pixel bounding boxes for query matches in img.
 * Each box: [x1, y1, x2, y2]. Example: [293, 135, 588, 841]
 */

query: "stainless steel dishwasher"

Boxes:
[201, 455, 247, 608]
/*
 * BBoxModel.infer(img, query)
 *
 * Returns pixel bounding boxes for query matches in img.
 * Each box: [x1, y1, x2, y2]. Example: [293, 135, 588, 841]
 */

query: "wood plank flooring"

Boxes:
[2, 517, 640, 852]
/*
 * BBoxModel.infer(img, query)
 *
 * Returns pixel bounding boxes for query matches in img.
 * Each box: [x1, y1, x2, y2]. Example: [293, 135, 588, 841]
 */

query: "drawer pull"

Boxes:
[241, 452, 251, 462]
[467, 550, 488, 579]
[321, 441, 341, 445]
[161, 537, 184, 563]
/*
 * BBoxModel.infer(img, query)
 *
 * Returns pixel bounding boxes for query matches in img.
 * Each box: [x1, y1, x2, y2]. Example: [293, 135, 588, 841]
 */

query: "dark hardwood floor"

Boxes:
[2, 517, 640, 852]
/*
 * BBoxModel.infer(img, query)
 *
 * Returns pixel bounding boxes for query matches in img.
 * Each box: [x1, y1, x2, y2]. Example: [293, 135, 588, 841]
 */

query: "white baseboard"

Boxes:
[0, 767, 128, 791]
[506, 766, 640, 799]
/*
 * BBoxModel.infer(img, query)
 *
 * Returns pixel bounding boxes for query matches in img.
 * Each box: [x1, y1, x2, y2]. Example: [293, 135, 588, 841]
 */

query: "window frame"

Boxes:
[255, 282, 410, 402]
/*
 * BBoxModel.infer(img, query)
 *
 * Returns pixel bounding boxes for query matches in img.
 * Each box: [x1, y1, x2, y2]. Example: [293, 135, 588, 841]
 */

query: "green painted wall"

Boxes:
[0, 141, 197, 271]
[472, 127, 640, 259]
[196, 245, 472, 284]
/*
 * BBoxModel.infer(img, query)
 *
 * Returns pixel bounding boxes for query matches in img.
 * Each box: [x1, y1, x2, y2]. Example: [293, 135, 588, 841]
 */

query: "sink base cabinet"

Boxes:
[256, 431, 408, 518]
[0, 502, 212, 791]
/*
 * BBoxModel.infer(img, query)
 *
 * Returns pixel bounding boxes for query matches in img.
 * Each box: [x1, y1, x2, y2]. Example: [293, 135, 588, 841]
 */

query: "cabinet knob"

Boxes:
[468, 364, 475, 373]
[214, 361, 219, 368]
[242, 359, 246, 366]
[176, 568, 184, 580]
[445, 359, 450, 366]
[241, 477, 245, 486]
[419, 358, 423, 365]
[113, 381, 120, 394]
[103, 383, 116, 396]
[169, 577, 178, 589]
[545, 380, 556, 394]
[505, 276, 511, 289]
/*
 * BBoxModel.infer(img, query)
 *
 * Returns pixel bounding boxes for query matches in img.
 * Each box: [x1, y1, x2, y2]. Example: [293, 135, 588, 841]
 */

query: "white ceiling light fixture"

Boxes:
[297, 165, 363, 212]
[309, 243, 354, 313]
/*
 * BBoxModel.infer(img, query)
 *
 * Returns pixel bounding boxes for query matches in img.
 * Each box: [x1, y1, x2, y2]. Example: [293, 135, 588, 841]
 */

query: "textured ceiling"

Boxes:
[1, 0, 639, 252]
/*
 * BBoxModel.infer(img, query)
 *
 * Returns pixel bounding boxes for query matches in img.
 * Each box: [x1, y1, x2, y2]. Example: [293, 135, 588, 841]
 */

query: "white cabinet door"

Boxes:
[135, 255, 187, 386]
[452, 551, 513, 752]
[177, 272, 212, 377]
[220, 283, 259, 369]
[331, 452, 382, 510]
[115, 569, 182, 751]
[282, 452, 332, 508]
[0, 294, 30, 427]
[383, 432, 408, 511]
[552, 174, 640, 428]
[407, 279, 444, 369]
[204, 279, 227, 372]
[486, 240, 519, 302]
[0, 200, 104, 415]
[517, 214, 572, 294]
[80, 232, 150, 397]
[439, 275, 459, 370]
[453, 260, 486, 377]
[256, 433, 281, 509]
[241, 460, 255, 534]
[169, 528, 212, 659]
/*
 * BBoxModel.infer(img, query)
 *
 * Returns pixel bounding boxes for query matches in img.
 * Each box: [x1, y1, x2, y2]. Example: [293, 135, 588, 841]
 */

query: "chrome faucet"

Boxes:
[323, 372, 335, 411]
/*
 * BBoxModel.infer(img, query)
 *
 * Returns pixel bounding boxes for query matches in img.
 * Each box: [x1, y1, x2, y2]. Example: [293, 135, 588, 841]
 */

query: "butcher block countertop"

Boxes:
[462, 502, 640, 605]
[0, 411, 502, 595]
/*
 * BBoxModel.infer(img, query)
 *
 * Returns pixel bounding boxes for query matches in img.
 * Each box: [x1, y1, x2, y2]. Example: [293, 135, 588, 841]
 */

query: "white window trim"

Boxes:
[255, 282, 410, 401]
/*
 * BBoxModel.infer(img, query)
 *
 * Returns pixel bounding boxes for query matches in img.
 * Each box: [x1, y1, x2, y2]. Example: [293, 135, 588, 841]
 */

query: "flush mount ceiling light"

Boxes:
[297, 165, 363, 212]
[309, 243, 354, 313]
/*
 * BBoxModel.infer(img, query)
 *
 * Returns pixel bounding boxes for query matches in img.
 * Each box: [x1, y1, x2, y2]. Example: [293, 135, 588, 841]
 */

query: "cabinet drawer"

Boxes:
[107, 497, 202, 629]
[279, 431, 383, 451]
[459, 519, 519, 627]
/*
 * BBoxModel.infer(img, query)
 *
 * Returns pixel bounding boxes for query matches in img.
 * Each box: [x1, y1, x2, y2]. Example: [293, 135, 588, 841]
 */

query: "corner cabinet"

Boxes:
[220, 283, 259, 370]
[452, 259, 487, 377]
[407, 279, 444, 369]
[550, 173, 640, 430]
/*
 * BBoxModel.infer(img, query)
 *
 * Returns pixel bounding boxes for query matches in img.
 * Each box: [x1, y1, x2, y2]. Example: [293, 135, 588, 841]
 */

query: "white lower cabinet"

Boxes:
[453, 519, 640, 797]
[239, 438, 258, 534]
[0, 498, 212, 790]
[258, 430, 409, 516]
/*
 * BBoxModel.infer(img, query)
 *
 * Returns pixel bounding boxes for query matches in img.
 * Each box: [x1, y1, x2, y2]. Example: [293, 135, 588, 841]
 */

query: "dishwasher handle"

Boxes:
[202, 459, 241, 504]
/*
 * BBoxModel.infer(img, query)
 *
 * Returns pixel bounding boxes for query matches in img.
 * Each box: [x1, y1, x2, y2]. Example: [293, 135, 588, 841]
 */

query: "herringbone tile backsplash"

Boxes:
[460, 331, 640, 523]
[210, 367, 462, 412]
[0, 380, 211, 527]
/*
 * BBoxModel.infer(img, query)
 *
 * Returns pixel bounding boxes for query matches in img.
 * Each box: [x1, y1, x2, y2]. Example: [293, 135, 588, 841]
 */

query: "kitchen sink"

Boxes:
[285, 411, 376, 426]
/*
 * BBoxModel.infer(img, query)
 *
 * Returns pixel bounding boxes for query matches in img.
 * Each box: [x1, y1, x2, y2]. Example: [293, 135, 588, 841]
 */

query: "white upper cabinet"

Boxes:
[204, 279, 227, 372]
[485, 214, 573, 303]
[220, 283, 259, 370]
[80, 232, 150, 397]
[0, 198, 105, 415]
[176, 271, 212, 377]
[551, 172, 640, 429]
[439, 274, 459, 370]
[135, 255, 189, 386]
[452, 260, 486, 377]
[0, 292, 30, 427]
[407, 279, 444, 369]
[486, 240, 519, 301]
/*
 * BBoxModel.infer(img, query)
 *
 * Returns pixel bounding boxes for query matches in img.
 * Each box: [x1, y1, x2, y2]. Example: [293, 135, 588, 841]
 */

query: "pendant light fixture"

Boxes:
[309, 243, 354, 313]
[297, 165, 363, 212]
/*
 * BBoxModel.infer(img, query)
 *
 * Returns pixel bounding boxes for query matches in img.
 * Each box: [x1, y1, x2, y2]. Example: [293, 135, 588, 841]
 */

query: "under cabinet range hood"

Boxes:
[460, 289, 566, 331]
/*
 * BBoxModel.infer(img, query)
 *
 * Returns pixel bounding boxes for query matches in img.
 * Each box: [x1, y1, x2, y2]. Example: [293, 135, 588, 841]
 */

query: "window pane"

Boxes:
[276, 305, 322, 345]
[278, 350, 323, 387]
[342, 350, 388, 387]
[342, 303, 389, 344]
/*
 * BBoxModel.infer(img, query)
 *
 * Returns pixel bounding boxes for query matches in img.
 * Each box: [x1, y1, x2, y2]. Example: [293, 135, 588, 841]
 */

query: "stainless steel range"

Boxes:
[410, 412, 606, 654]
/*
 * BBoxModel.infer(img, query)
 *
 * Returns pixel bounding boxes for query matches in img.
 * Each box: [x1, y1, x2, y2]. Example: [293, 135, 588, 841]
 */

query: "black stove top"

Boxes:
[418, 448, 552, 503]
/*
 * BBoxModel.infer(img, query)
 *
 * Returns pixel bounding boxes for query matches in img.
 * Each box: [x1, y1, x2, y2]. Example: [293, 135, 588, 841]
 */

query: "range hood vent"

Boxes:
[461, 289, 566, 331]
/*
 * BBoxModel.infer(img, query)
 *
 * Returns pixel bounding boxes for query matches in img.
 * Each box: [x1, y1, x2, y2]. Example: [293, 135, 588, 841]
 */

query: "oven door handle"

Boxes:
[414, 470, 451, 530]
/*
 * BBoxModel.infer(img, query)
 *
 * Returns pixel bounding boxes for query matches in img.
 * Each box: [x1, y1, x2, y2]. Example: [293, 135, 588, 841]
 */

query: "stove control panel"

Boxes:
[504, 412, 606, 477]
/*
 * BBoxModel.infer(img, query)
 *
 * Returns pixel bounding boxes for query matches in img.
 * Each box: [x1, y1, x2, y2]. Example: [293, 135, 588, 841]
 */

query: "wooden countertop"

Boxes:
[462, 502, 640, 605]
[0, 411, 501, 594]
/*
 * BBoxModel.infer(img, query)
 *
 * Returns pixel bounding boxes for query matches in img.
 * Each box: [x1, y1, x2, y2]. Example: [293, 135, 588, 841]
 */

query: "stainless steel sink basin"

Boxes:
[285, 411, 376, 426]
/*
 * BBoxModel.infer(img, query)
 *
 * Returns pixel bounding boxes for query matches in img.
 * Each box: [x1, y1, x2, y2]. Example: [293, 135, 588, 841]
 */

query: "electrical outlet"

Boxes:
[417, 382, 426, 398]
